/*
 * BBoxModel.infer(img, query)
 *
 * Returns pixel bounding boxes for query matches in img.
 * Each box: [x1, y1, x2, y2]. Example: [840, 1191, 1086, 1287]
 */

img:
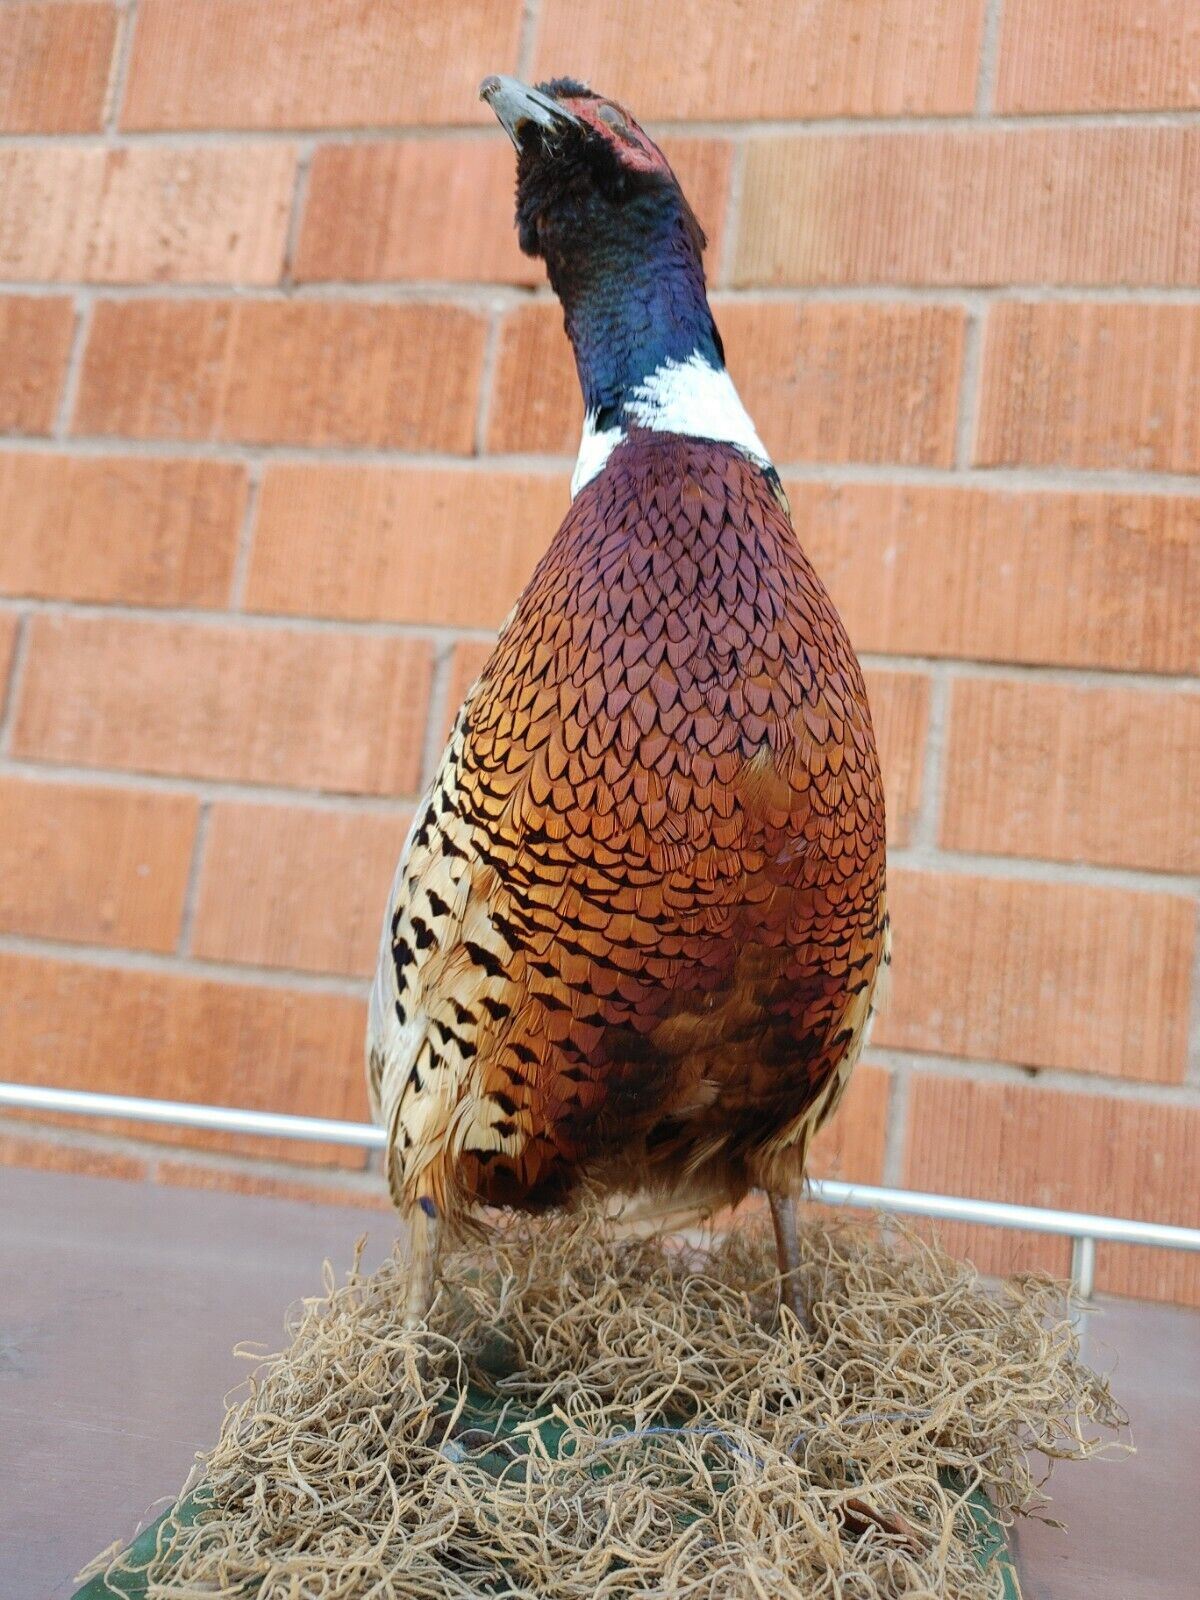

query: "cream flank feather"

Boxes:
[367, 705, 521, 1223]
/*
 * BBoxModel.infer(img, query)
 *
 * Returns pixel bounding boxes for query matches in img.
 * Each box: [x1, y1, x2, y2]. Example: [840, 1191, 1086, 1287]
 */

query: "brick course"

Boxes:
[0, 454, 245, 607]
[0, 3, 118, 134]
[297, 137, 731, 285]
[976, 303, 1200, 473]
[122, 0, 522, 129]
[0, 952, 368, 1165]
[0, 618, 19, 707]
[736, 128, 1200, 287]
[192, 802, 412, 976]
[533, 0, 984, 119]
[0, 146, 297, 285]
[995, 0, 1200, 113]
[942, 679, 1200, 875]
[0, 297, 75, 434]
[786, 483, 1200, 675]
[808, 1063, 889, 1185]
[0, 778, 196, 950]
[862, 670, 928, 849]
[2, 0, 1197, 1305]
[0, 1133, 147, 1183]
[11, 617, 433, 795]
[246, 466, 567, 627]
[880, 871, 1194, 1083]
[443, 641, 497, 741]
[74, 300, 487, 450]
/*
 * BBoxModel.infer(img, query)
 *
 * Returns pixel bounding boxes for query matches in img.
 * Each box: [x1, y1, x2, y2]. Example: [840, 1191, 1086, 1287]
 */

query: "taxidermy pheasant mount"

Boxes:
[368, 75, 889, 1329]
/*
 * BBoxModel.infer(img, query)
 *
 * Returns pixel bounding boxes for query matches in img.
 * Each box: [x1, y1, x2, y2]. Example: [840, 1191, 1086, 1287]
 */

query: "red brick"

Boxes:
[296, 136, 730, 285]
[0, 453, 244, 607]
[74, 299, 485, 450]
[942, 680, 1200, 876]
[996, 0, 1200, 113]
[787, 483, 1200, 676]
[0, 145, 296, 285]
[732, 300, 966, 467]
[731, 303, 964, 467]
[904, 1075, 1200, 1306]
[489, 300, 963, 465]
[0, 778, 196, 951]
[0, 1132, 146, 1183]
[737, 128, 1200, 287]
[485, 302, 580, 455]
[863, 671, 927, 849]
[0, 296, 75, 433]
[154, 1160, 390, 1210]
[878, 870, 1194, 1083]
[297, 140, 533, 286]
[0, 952, 368, 1166]
[0, 3, 118, 133]
[192, 802, 410, 976]
[122, 0, 521, 129]
[976, 303, 1200, 473]
[247, 465, 565, 627]
[533, 0, 984, 119]
[12, 616, 433, 795]
[808, 1062, 890, 1184]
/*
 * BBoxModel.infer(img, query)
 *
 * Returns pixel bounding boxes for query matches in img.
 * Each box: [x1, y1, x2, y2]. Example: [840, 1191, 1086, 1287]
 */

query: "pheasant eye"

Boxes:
[596, 103, 626, 129]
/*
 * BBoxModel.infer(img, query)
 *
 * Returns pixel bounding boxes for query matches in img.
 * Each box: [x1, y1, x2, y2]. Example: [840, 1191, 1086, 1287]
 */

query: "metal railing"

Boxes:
[4, 1080, 1200, 1299]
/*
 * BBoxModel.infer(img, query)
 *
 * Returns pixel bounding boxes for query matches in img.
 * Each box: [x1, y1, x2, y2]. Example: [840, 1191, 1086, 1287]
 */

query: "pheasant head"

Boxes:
[480, 74, 770, 495]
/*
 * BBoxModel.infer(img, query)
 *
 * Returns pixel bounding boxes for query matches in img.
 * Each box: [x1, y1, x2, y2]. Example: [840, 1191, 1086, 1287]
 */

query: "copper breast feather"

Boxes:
[367, 432, 888, 1225]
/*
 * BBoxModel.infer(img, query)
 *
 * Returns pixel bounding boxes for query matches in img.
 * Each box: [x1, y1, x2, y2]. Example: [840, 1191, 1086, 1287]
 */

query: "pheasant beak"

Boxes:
[479, 74, 581, 148]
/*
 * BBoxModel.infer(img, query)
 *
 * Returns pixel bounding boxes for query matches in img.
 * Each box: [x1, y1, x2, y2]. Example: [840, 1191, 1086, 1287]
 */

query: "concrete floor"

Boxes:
[1, 1165, 1196, 1599]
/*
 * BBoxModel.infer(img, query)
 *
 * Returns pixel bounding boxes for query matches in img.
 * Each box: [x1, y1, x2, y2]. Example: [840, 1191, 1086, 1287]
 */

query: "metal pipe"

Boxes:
[806, 1176, 1200, 1253]
[4, 1080, 1200, 1257]
[1070, 1234, 1098, 1299]
[0, 1082, 386, 1149]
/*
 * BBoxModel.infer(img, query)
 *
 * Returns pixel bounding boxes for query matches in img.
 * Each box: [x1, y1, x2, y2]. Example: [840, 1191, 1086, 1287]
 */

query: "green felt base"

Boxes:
[73, 1389, 1022, 1598]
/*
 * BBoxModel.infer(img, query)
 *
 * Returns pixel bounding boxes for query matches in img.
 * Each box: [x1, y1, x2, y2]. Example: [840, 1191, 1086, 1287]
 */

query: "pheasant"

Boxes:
[367, 75, 888, 1328]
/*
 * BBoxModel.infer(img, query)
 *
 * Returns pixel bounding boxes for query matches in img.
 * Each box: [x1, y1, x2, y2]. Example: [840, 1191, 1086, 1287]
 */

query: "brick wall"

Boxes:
[0, 0, 1197, 1302]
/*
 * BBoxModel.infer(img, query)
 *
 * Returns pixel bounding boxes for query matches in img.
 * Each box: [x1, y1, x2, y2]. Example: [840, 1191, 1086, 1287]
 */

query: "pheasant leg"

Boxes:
[768, 1190, 811, 1334]
[404, 1205, 441, 1327]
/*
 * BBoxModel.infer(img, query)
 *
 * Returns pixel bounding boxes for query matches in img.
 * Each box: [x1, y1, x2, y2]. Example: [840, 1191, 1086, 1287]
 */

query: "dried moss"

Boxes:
[83, 1209, 1125, 1598]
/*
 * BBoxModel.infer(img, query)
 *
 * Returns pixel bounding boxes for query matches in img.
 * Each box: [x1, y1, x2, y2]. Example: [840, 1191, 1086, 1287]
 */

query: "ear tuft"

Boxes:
[536, 76, 592, 100]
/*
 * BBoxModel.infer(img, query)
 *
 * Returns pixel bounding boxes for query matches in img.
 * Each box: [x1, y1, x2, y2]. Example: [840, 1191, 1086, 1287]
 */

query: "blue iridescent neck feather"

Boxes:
[510, 87, 773, 496]
[548, 192, 724, 423]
